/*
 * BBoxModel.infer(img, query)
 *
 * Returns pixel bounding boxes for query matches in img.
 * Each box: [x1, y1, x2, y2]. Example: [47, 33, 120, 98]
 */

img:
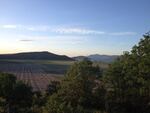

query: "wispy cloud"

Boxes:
[17, 34, 85, 45]
[24, 26, 50, 31]
[52, 28, 137, 36]
[109, 32, 137, 36]
[18, 35, 48, 41]
[52, 27, 105, 35]
[20, 39, 34, 42]
[14, 35, 48, 43]
[0, 24, 137, 36]
[2, 25, 18, 29]
[1, 24, 50, 31]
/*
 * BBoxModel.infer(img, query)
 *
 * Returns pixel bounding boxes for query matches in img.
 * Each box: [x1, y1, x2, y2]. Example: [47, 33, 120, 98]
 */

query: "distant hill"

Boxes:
[88, 54, 119, 63]
[0, 51, 73, 61]
[73, 56, 88, 61]
[73, 54, 119, 63]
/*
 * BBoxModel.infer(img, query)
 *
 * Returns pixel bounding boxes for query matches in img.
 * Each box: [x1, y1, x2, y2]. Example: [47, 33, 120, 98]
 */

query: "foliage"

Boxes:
[11, 81, 33, 113]
[44, 60, 104, 113]
[31, 91, 46, 113]
[46, 81, 60, 96]
[0, 73, 16, 99]
[0, 97, 6, 113]
[104, 33, 150, 113]
[0, 73, 33, 113]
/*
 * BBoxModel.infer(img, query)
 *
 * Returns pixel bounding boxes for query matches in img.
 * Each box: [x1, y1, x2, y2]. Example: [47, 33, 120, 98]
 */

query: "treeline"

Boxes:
[0, 33, 150, 113]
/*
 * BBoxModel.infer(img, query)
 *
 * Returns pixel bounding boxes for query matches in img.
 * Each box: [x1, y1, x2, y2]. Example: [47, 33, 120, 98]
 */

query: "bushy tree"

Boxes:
[0, 73, 33, 113]
[104, 33, 150, 113]
[31, 91, 47, 113]
[44, 60, 103, 113]
[0, 73, 16, 113]
[46, 81, 60, 96]
[0, 97, 6, 113]
[11, 81, 33, 113]
[0, 73, 16, 98]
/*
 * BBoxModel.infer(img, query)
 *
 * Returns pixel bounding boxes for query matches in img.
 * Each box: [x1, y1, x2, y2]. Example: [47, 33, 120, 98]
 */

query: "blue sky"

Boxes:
[0, 0, 149, 56]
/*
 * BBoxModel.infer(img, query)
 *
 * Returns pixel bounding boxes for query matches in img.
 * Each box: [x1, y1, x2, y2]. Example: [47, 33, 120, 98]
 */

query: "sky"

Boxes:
[0, 0, 149, 56]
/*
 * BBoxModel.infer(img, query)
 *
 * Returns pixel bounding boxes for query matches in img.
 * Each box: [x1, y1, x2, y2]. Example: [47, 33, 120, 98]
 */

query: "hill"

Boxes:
[88, 54, 119, 63]
[73, 54, 119, 63]
[72, 56, 88, 61]
[0, 51, 73, 61]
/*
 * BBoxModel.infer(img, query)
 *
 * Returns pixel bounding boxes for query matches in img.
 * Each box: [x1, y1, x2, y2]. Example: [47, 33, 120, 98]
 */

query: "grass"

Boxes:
[0, 59, 109, 74]
[0, 59, 74, 65]
[0, 59, 109, 91]
[0, 59, 74, 74]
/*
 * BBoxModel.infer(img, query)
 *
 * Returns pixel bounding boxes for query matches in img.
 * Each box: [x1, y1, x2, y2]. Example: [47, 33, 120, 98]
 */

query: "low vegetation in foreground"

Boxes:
[0, 33, 150, 113]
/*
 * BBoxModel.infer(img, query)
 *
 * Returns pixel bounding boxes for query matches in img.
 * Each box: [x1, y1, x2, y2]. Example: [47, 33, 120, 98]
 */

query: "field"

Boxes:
[0, 59, 109, 92]
[0, 60, 74, 91]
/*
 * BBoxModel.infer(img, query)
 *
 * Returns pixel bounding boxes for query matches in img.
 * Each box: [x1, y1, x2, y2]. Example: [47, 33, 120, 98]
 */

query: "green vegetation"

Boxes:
[104, 33, 150, 113]
[0, 33, 150, 113]
[0, 60, 74, 65]
[44, 60, 103, 113]
[0, 73, 33, 113]
[0, 60, 74, 75]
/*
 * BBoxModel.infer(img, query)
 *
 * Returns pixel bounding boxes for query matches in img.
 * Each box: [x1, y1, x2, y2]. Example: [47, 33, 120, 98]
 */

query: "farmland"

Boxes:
[0, 59, 109, 91]
[0, 60, 74, 91]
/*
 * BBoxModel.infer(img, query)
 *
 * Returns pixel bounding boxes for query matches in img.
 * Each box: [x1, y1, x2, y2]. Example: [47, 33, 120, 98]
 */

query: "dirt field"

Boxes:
[0, 60, 73, 91]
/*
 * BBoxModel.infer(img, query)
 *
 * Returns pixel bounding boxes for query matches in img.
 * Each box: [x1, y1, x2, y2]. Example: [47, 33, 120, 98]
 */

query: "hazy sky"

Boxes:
[0, 0, 149, 56]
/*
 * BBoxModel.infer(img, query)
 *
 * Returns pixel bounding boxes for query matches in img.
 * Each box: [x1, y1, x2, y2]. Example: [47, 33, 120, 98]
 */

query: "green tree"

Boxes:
[104, 33, 150, 113]
[0, 73, 33, 113]
[44, 60, 103, 113]
[11, 81, 33, 113]
[0, 97, 6, 113]
[31, 91, 46, 113]
[46, 81, 60, 96]
[0, 73, 16, 113]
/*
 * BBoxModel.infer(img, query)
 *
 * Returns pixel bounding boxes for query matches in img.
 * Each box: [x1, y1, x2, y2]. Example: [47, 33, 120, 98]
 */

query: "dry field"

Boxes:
[0, 60, 73, 91]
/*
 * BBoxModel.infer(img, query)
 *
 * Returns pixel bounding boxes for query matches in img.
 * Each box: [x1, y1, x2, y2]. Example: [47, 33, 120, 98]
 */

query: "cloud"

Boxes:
[18, 35, 48, 39]
[1, 24, 106, 35]
[2, 25, 18, 29]
[52, 27, 105, 35]
[53, 28, 137, 36]
[109, 32, 137, 36]
[1, 24, 50, 31]
[17, 34, 85, 45]
[20, 39, 34, 42]
[17, 35, 49, 43]
[24, 26, 50, 31]
[0, 24, 137, 36]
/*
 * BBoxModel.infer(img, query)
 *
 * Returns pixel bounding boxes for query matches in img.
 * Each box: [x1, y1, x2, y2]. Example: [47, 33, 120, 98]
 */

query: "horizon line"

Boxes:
[0, 51, 122, 57]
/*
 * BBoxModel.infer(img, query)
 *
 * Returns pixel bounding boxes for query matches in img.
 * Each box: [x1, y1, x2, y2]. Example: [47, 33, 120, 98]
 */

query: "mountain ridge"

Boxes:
[0, 51, 73, 61]
[73, 54, 119, 63]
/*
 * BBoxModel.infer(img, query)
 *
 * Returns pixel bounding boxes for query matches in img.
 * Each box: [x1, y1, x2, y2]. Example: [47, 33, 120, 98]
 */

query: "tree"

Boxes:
[104, 33, 150, 113]
[44, 60, 103, 113]
[46, 81, 60, 96]
[0, 97, 6, 113]
[11, 81, 33, 113]
[31, 91, 47, 113]
[0, 73, 33, 113]
[0, 73, 16, 113]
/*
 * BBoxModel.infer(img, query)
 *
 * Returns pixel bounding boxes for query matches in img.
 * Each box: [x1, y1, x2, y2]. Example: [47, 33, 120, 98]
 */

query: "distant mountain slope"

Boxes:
[72, 56, 88, 61]
[88, 54, 119, 63]
[73, 54, 119, 63]
[0, 51, 73, 61]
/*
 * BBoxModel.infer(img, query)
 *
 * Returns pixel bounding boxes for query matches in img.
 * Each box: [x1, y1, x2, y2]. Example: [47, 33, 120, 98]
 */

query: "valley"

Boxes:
[0, 60, 73, 91]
